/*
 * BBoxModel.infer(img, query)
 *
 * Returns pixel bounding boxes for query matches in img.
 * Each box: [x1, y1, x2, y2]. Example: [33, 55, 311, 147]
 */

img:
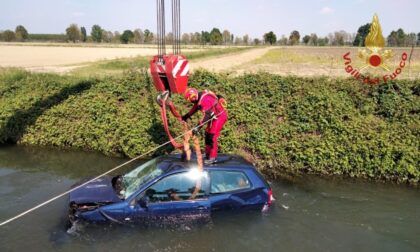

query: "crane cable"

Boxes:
[172, 0, 181, 54]
[157, 0, 166, 59]
[0, 112, 222, 227]
[158, 0, 182, 58]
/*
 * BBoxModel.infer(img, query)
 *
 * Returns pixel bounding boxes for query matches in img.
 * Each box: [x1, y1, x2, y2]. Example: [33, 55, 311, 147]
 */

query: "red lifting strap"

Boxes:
[160, 97, 184, 149]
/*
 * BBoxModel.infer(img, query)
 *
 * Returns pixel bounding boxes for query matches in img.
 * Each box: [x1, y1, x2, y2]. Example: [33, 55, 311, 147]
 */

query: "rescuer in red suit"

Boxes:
[182, 88, 228, 164]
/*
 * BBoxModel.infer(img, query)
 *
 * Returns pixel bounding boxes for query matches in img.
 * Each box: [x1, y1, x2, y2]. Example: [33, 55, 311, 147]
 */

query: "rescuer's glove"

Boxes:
[181, 114, 190, 122]
[192, 127, 200, 136]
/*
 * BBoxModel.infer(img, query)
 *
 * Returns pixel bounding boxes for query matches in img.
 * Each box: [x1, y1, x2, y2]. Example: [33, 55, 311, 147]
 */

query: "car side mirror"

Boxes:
[138, 196, 149, 209]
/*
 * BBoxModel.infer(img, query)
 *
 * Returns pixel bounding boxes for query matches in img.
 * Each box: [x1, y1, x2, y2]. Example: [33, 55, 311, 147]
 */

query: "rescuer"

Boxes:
[182, 88, 228, 164]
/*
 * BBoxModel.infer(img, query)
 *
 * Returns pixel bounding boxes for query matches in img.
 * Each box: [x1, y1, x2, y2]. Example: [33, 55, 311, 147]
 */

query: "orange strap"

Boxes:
[160, 97, 184, 149]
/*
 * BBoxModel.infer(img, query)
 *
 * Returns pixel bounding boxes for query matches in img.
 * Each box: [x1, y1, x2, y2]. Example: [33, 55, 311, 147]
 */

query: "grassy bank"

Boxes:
[0, 69, 418, 184]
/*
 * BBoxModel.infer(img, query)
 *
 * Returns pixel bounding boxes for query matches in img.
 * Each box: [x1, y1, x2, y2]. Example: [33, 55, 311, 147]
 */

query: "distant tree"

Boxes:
[188, 32, 194, 44]
[327, 33, 334, 46]
[349, 33, 356, 45]
[407, 33, 416, 46]
[302, 35, 311, 45]
[201, 31, 210, 45]
[331, 30, 351, 46]
[165, 32, 174, 44]
[278, 35, 288, 45]
[195, 32, 202, 44]
[317, 37, 329, 46]
[99, 29, 107, 42]
[388, 28, 407, 47]
[353, 23, 371, 46]
[222, 30, 231, 45]
[417, 32, 420, 46]
[102, 30, 114, 43]
[181, 33, 190, 44]
[120, 30, 134, 44]
[191, 32, 201, 44]
[15, 25, 28, 41]
[133, 29, 144, 44]
[264, 31, 277, 45]
[309, 33, 318, 45]
[113, 31, 121, 43]
[387, 31, 398, 46]
[234, 37, 243, 45]
[3, 30, 16, 42]
[332, 31, 344, 46]
[144, 29, 154, 43]
[65, 24, 80, 43]
[210, 28, 223, 45]
[91, 25, 103, 43]
[289, 30, 300, 45]
[80, 26, 87, 42]
[243, 34, 249, 45]
[396, 28, 407, 46]
[253, 38, 261, 45]
[187, 32, 194, 44]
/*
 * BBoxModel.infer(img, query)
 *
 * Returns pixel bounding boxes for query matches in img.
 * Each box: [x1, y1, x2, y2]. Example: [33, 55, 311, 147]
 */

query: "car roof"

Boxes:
[155, 153, 255, 174]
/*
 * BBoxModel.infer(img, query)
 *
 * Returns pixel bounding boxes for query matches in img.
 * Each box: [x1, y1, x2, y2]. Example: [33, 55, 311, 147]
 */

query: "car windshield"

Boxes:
[122, 159, 163, 199]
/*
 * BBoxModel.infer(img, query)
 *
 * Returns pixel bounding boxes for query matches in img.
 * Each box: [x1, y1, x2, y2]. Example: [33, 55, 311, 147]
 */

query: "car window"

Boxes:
[144, 170, 209, 203]
[210, 171, 251, 194]
[122, 159, 163, 199]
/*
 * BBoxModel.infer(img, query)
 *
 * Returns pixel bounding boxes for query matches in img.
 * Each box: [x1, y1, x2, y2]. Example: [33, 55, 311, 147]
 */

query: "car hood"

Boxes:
[69, 176, 121, 205]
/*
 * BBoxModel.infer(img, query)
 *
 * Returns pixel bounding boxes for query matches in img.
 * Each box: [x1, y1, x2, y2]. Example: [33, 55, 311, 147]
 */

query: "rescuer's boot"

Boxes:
[204, 158, 217, 165]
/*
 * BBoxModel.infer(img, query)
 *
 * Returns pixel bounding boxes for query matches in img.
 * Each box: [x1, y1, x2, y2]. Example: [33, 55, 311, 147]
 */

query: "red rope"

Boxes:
[160, 98, 184, 149]
[167, 100, 182, 120]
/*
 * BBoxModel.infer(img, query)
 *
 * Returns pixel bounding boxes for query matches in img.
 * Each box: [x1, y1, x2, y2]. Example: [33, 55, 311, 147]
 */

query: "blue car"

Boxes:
[68, 154, 273, 226]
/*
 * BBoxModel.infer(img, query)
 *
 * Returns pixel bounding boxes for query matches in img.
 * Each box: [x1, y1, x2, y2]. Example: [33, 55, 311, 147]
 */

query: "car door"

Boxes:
[209, 170, 260, 211]
[127, 170, 210, 226]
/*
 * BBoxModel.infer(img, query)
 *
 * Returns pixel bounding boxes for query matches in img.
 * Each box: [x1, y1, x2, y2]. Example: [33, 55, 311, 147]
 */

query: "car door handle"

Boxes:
[196, 206, 207, 210]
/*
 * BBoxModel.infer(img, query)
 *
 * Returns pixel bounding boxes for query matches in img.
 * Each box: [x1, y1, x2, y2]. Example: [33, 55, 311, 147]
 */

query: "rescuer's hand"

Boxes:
[181, 114, 190, 122]
[192, 127, 200, 136]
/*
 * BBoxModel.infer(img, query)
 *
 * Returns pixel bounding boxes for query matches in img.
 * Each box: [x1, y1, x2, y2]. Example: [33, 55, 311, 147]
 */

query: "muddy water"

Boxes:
[0, 145, 419, 252]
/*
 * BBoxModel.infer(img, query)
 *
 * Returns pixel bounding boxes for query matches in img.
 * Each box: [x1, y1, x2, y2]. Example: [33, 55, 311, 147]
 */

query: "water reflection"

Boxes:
[0, 145, 419, 252]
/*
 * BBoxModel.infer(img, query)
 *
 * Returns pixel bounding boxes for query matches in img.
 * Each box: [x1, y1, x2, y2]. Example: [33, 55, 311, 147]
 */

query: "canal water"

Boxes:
[0, 145, 419, 252]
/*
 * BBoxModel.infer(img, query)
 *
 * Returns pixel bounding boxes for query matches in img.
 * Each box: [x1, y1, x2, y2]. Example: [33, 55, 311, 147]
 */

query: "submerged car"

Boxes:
[68, 154, 273, 226]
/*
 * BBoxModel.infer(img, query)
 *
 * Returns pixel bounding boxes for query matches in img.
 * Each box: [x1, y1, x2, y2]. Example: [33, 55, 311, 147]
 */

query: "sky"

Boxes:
[0, 0, 419, 38]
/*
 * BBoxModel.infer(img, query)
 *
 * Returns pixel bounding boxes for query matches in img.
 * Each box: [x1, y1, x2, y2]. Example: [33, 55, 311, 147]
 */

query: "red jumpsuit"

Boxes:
[185, 91, 228, 159]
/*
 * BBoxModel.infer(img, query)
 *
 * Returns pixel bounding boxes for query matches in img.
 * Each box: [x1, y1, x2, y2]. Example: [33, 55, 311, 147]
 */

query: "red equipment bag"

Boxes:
[150, 54, 189, 94]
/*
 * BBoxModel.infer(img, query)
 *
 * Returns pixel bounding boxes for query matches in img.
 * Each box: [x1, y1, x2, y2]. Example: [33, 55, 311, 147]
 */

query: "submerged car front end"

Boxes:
[68, 158, 167, 225]
[68, 176, 123, 224]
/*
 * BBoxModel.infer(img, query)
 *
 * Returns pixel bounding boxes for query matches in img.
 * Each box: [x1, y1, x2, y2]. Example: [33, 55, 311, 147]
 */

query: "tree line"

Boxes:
[64, 24, 254, 45]
[0, 25, 29, 42]
[264, 25, 419, 47]
[1, 24, 419, 47]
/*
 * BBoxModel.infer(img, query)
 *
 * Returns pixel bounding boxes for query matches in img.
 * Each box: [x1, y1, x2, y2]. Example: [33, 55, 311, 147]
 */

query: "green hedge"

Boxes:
[0, 69, 418, 184]
[28, 34, 68, 42]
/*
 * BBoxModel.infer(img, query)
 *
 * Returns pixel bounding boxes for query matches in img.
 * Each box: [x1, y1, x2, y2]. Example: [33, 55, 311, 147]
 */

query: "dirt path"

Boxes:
[0, 46, 161, 68]
[190, 47, 272, 72]
[0, 44, 199, 73]
[0, 44, 272, 74]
